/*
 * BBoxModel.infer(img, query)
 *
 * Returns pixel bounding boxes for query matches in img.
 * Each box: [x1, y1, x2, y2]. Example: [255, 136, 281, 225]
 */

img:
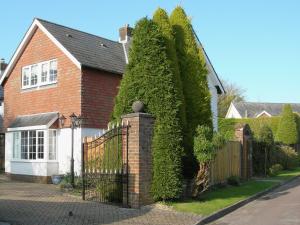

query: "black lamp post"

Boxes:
[69, 113, 83, 187]
[59, 113, 82, 187]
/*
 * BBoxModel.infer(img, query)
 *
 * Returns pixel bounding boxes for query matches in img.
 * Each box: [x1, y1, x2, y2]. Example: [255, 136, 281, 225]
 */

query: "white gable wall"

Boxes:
[225, 102, 242, 118]
[207, 74, 218, 131]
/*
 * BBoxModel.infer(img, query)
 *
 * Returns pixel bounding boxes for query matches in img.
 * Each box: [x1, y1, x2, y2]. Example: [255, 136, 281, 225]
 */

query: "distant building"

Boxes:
[226, 101, 300, 119]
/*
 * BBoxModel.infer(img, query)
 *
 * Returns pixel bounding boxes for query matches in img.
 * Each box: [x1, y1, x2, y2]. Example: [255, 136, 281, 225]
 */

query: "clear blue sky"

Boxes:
[1, 0, 299, 103]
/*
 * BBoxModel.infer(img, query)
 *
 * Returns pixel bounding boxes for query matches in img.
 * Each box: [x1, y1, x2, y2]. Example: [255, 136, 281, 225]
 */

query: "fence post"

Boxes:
[82, 139, 85, 200]
[235, 124, 253, 179]
[121, 112, 155, 208]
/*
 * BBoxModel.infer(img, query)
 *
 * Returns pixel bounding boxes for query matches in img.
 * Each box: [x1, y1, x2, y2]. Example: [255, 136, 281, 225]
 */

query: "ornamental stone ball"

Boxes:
[132, 101, 144, 113]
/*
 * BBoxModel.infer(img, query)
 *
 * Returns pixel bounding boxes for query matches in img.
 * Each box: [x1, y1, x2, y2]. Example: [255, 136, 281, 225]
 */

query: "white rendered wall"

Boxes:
[58, 127, 103, 176]
[208, 74, 218, 131]
[0, 101, 4, 116]
[5, 132, 13, 173]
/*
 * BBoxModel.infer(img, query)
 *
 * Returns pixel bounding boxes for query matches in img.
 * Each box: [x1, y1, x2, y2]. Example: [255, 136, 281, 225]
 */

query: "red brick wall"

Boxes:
[81, 67, 121, 128]
[3, 27, 81, 129]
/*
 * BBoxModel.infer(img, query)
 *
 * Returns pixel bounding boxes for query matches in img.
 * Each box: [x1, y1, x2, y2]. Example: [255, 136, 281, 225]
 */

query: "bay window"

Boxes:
[22, 59, 57, 89]
[13, 130, 57, 161]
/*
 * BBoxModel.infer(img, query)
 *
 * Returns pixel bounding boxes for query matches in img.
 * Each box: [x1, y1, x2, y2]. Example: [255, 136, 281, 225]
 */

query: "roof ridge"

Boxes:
[36, 17, 121, 45]
[238, 101, 300, 105]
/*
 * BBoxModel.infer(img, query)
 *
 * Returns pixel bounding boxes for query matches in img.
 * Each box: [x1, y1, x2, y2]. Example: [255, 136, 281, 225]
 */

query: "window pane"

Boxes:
[41, 63, 48, 83]
[38, 131, 44, 159]
[22, 68, 29, 87]
[29, 131, 36, 159]
[31, 65, 38, 86]
[49, 61, 57, 82]
[49, 130, 57, 160]
[21, 131, 28, 159]
[13, 132, 20, 159]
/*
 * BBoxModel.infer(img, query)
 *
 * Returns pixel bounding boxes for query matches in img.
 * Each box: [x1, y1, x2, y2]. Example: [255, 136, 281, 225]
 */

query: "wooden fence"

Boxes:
[210, 141, 241, 185]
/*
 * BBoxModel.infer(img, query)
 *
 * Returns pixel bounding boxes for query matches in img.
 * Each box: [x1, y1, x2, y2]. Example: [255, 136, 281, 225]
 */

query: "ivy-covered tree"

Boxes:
[170, 6, 212, 177]
[112, 18, 183, 200]
[276, 104, 299, 145]
[192, 125, 225, 196]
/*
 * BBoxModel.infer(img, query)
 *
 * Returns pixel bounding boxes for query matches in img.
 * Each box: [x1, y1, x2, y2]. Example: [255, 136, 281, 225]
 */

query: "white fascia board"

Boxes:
[0, 21, 38, 85]
[35, 19, 81, 69]
[0, 19, 81, 86]
[256, 110, 272, 118]
[7, 125, 48, 132]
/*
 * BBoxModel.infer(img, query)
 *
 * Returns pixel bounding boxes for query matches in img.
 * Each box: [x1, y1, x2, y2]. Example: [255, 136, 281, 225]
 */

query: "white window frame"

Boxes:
[48, 129, 57, 161]
[12, 129, 58, 162]
[21, 59, 57, 90]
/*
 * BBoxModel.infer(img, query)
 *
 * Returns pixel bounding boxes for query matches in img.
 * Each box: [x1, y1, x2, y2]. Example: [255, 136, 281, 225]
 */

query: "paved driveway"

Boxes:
[211, 177, 300, 225]
[0, 175, 200, 225]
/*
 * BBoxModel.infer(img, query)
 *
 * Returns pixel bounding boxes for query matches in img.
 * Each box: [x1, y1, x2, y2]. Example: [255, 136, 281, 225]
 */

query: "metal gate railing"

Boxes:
[82, 124, 129, 206]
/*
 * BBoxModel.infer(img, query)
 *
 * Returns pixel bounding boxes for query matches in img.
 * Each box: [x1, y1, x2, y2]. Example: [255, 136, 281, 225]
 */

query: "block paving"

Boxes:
[0, 175, 201, 225]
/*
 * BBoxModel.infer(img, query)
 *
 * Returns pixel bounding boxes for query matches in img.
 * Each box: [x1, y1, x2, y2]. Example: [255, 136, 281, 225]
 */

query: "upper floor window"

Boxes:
[22, 59, 57, 89]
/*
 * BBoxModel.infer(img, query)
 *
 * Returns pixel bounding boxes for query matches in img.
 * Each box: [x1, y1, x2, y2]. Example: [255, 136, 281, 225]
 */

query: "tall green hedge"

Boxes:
[219, 117, 281, 140]
[170, 6, 212, 177]
[276, 104, 299, 145]
[219, 115, 300, 143]
[112, 18, 183, 200]
[153, 8, 187, 140]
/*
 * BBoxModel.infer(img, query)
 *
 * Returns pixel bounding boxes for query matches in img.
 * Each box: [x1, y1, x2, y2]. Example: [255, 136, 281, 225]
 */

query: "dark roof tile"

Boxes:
[38, 19, 126, 74]
[234, 102, 300, 118]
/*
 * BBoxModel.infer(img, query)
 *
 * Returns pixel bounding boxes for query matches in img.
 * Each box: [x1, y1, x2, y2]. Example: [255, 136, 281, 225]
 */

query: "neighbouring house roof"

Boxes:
[232, 102, 300, 118]
[8, 112, 59, 130]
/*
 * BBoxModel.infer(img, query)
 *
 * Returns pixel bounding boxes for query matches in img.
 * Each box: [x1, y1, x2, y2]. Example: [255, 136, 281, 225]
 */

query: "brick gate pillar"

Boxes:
[121, 112, 155, 208]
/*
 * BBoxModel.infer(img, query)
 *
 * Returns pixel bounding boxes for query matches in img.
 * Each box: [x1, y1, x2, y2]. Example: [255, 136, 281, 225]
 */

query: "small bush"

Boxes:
[59, 173, 82, 190]
[268, 164, 283, 177]
[271, 145, 299, 170]
[227, 176, 240, 186]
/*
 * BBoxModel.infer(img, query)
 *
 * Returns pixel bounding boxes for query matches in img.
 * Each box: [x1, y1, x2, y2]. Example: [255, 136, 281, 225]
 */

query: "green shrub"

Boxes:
[95, 175, 122, 202]
[112, 18, 183, 200]
[268, 164, 283, 177]
[170, 6, 212, 178]
[271, 145, 299, 170]
[276, 104, 299, 145]
[59, 173, 82, 190]
[227, 176, 240, 186]
[252, 125, 275, 176]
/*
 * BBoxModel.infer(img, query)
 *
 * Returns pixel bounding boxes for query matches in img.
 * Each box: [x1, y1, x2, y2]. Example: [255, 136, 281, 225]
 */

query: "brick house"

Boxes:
[1, 18, 224, 182]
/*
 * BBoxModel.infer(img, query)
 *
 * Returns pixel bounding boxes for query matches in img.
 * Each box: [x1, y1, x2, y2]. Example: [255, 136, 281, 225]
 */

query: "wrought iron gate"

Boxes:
[82, 124, 129, 206]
